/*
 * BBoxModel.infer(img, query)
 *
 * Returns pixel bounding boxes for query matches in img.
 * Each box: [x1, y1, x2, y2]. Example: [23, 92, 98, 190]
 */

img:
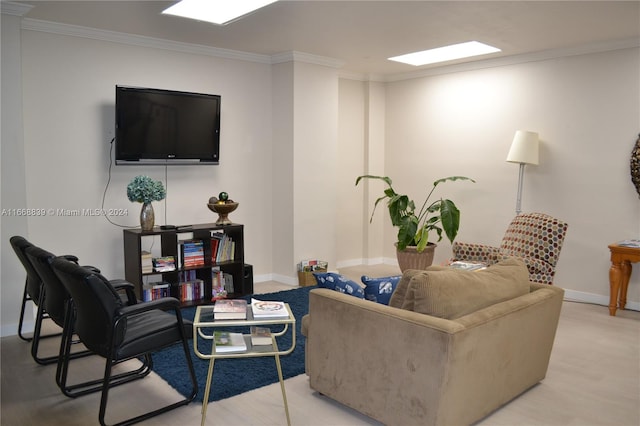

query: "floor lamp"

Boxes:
[506, 130, 539, 215]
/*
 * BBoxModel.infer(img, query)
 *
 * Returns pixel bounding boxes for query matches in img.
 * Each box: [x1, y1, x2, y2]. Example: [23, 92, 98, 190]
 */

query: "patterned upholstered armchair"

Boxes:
[452, 212, 568, 285]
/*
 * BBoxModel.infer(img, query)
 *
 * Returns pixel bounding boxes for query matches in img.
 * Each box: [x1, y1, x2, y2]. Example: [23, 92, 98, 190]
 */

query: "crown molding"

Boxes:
[1, 2, 33, 17]
[18, 18, 638, 82]
[20, 18, 346, 70]
[21, 18, 273, 64]
[271, 51, 344, 69]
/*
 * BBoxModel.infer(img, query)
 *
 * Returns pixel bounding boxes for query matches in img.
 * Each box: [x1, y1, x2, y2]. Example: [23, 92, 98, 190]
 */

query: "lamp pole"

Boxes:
[515, 163, 526, 215]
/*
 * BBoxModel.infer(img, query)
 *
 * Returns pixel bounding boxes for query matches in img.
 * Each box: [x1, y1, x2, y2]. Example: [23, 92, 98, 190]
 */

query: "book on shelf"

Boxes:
[211, 267, 228, 300]
[141, 251, 153, 274]
[250, 326, 272, 346]
[211, 231, 235, 263]
[178, 279, 205, 302]
[449, 261, 487, 271]
[213, 331, 247, 353]
[153, 256, 176, 272]
[251, 298, 289, 318]
[223, 272, 234, 294]
[142, 281, 171, 302]
[178, 239, 205, 268]
[179, 270, 197, 282]
[212, 267, 234, 294]
[213, 299, 247, 320]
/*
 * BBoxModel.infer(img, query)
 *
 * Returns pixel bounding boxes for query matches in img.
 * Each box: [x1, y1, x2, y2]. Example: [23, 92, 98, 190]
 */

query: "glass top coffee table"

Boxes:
[192, 303, 296, 426]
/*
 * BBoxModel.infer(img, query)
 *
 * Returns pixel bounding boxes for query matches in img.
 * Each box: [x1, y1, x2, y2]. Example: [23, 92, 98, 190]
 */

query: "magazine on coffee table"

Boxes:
[213, 331, 247, 353]
[251, 298, 289, 318]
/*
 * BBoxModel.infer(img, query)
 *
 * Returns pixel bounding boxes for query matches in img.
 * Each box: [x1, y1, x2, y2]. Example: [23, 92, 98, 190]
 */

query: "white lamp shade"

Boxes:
[506, 130, 539, 165]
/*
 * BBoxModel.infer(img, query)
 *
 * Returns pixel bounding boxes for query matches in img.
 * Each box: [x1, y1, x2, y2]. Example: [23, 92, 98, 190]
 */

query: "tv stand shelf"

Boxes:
[123, 223, 249, 306]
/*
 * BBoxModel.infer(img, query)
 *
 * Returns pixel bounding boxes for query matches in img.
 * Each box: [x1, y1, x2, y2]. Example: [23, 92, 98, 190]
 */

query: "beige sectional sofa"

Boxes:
[301, 259, 564, 426]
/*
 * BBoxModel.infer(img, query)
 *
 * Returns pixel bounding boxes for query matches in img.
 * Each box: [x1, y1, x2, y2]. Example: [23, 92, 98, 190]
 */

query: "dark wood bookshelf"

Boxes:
[123, 223, 250, 306]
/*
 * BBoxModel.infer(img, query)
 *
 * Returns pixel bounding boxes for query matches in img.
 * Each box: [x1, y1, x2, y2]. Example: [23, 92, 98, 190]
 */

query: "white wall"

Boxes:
[19, 29, 275, 277]
[271, 61, 295, 281]
[292, 61, 339, 272]
[1, 11, 30, 337]
[380, 47, 640, 305]
[336, 79, 366, 266]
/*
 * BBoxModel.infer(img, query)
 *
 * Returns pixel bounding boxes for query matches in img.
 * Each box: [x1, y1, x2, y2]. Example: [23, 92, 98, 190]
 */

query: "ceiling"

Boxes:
[21, 1, 640, 78]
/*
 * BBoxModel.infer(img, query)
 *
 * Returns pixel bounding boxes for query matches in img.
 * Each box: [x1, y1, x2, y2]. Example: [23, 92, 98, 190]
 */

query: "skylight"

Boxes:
[388, 41, 501, 66]
[162, 0, 278, 26]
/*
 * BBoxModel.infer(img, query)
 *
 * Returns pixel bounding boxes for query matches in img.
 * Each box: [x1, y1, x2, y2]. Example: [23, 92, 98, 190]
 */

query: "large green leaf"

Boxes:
[439, 199, 460, 243]
[356, 174, 474, 251]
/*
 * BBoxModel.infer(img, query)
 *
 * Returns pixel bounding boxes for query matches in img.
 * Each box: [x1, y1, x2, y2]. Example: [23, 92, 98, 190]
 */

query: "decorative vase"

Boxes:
[140, 202, 155, 231]
[207, 201, 239, 225]
[395, 242, 437, 272]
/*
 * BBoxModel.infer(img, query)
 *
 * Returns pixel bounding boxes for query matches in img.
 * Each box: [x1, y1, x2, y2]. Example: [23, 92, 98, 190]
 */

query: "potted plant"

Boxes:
[127, 175, 166, 231]
[355, 175, 475, 270]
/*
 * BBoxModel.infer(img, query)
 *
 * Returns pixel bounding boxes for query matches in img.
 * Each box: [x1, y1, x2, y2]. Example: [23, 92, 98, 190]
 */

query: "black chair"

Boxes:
[51, 257, 197, 426]
[26, 246, 138, 397]
[10, 236, 63, 364]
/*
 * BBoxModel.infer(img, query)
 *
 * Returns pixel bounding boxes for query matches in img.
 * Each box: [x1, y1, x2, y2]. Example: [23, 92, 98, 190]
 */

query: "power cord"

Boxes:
[101, 137, 133, 228]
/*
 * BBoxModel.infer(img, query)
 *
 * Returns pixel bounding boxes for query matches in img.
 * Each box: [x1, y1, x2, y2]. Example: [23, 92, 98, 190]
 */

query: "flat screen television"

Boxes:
[115, 86, 221, 165]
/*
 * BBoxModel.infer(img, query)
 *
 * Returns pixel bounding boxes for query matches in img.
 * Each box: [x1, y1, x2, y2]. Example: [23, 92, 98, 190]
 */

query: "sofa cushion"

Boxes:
[361, 275, 402, 305]
[401, 257, 530, 319]
[313, 272, 365, 298]
[388, 265, 449, 309]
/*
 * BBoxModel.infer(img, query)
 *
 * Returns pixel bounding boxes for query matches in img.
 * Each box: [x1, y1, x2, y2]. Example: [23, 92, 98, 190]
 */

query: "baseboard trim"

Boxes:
[563, 288, 640, 312]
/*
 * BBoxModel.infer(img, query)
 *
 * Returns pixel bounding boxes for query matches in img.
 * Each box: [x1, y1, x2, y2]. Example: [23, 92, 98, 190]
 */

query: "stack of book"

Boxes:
[178, 279, 204, 302]
[179, 239, 205, 268]
[618, 239, 640, 248]
[153, 256, 176, 272]
[213, 331, 247, 353]
[142, 281, 171, 301]
[250, 326, 272, 346]
[213, 299, 247, 320]
[141, 251, 153, 274]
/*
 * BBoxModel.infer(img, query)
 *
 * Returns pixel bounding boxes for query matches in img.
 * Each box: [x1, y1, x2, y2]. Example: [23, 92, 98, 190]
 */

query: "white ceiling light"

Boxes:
[162, 0, 278, 26]
[388, 41, 501, 66]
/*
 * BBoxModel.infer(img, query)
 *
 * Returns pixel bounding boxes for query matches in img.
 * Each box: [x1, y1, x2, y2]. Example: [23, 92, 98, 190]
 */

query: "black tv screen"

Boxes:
[115, 86, 221, 165]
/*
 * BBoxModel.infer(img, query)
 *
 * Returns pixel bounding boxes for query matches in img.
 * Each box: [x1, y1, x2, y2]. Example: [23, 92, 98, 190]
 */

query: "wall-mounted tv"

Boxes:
[115, 86, 221, 165]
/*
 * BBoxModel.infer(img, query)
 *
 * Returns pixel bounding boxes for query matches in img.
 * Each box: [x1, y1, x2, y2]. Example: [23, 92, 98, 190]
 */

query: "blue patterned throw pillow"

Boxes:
[361, 275, 402, 305]
[313, 272, 365, 299]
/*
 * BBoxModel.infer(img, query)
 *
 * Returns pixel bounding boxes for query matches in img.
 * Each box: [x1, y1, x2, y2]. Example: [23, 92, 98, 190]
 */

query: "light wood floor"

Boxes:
[2, 265, 639, 426]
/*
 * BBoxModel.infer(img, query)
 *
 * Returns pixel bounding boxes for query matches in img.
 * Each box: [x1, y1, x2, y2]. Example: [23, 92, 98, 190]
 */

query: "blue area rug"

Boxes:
[152, 286, 314, 403]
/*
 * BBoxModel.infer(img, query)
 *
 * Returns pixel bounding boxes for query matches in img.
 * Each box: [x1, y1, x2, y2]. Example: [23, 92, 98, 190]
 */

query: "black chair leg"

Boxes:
[17, 281, 33, 342]
[97, 343, 197, 426]
[30, 292, 63, 365]
[56, 306, 151, 398]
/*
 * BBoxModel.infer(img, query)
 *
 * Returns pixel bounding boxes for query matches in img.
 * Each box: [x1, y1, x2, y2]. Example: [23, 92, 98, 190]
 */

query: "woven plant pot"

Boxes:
[395, 243, 436, 272]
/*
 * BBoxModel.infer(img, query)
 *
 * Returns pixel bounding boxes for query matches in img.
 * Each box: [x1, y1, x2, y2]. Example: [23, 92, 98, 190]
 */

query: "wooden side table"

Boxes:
[608, 243, 640, 316]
